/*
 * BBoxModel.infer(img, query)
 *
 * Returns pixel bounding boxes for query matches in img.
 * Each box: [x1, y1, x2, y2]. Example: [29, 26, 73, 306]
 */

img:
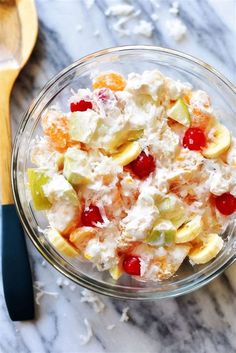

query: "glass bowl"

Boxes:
[12, 46, 236, 300]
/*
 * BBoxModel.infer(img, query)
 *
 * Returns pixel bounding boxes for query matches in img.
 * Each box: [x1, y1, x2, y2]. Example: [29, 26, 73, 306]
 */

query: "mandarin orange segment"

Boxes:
[67, 140, 81, 149]
[182, 92, 192, 105]
[42, 114, 70, 152]
[191, 108, 211, 130]
[93, 72, 126, 91]
[69, 227, 95, 252]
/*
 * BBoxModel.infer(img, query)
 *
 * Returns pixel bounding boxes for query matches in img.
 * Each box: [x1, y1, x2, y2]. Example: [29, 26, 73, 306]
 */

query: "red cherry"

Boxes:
[215, 193, 236, 216]
[183, 127, 206, 151]
[81, 205, 103, 226]
[123, 255, 141, 276]
[70, 100, 92, 112]
[128, 151, 155, 179]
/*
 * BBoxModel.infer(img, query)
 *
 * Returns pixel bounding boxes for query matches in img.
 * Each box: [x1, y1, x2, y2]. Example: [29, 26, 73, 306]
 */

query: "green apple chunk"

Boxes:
[102, 127, 144, 154]
[167, 98, 191, 127]
[146, 219, 176, 245]
[69, 110, 101, 143]
[27, 169, 51, 210]
[158, 196, 176, 216]
[158, 195, 187, 229]
[105, 129, 130, 153]
[69, 110, 143, 153]
[63, 148, 92, 185]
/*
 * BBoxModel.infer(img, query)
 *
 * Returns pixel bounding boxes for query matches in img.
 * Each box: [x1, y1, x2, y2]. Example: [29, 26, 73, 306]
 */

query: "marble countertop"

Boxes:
[1, 0, 236, 352]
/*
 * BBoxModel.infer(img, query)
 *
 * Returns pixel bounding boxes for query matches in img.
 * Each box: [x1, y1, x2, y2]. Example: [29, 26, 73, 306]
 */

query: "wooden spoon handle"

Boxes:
[0, 69, 35, 321]
[0, 69, 19, 205]
[2, 204, 35, 321]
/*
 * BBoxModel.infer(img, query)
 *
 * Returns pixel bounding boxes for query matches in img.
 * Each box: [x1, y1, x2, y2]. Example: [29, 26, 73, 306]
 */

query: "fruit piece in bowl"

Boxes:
[26, 67, 236, 284]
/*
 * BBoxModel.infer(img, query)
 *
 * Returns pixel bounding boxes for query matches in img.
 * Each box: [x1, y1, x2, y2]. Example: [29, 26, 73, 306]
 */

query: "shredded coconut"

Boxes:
[150, 0, 160, 10]
[165, 18, 187, 41]
[80, 318, 93, 346]
[63, 279, 70, 286]
[34, 281, 59, 305]
[133, 20, 154, 38]
[107, 324, 116, 330]
[37, 226, 46, 234]
[140, 257, 148, 277]
[70, 284, 76, 291]
[169, 1, 179, 15]
[35, 292, 44, 305]
[227, 138, 236, 166]
[56, 277, 63, 287]
[120, 307, 130, 322]
[46, 201, 79, 234]
[105, 4, 134, 17]
[151, 13, 159, 21]
[113, 17, 130, 36]
[112, 10, 141, 37]
[80, 289, 105, 313]
[121, 188, 159, 239]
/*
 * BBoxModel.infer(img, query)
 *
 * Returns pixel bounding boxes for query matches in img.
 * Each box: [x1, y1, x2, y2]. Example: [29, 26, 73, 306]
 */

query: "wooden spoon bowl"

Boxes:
[0, 0, 38, 321]
[0, 0, 38, 203]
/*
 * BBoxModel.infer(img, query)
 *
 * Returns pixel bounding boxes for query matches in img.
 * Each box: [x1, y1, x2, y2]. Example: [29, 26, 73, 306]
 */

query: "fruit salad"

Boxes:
[27, 70, 236, 282]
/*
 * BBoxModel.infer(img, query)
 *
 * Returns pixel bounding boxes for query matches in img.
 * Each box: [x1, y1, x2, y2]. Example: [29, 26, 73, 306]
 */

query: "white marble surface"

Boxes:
[1, 0, 236, 352]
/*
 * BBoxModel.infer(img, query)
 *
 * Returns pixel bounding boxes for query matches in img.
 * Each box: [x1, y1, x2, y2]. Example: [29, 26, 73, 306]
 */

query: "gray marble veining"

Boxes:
[1, 0, 236, 352]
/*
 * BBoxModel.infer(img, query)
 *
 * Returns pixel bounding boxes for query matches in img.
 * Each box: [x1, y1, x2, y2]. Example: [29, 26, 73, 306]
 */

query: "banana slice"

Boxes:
[47, 228, 78, 257]
[189, 233, 223, 264]
[112, 141, 142, 166]
[109, 264, 124, 280]
[127, 129, 144, 141]
[175, 215, 203, 243]
[203, 124, 231, 158]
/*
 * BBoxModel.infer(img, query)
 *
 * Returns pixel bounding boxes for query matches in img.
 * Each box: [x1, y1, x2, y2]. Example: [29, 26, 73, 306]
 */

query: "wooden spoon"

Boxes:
[0, 0, 38, 321]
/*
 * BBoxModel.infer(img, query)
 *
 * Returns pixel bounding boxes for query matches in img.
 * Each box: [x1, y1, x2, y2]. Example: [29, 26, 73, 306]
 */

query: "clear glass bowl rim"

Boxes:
[12, 45, 236, 300]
